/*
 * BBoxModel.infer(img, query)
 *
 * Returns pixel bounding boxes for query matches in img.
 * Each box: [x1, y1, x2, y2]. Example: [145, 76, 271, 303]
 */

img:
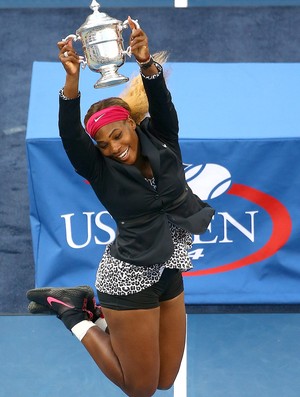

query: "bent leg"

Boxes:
[81, 307, 161, 397]
[158, 291, 186, 389]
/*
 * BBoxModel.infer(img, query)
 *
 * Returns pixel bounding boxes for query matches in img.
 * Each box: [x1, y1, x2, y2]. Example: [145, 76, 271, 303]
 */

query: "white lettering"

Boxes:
[61, 212, 94, 249]
[193, 211, 258, 244]
[193, 218, 218, 244]
[188, 248, 205, 260]
[218, 211, 258, 243]
[94, 211, 116, 245]
[61, 209, 259, 250]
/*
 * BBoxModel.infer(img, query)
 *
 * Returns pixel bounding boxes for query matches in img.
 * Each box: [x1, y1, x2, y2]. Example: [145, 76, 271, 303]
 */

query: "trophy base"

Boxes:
[94, 70, 129, 89]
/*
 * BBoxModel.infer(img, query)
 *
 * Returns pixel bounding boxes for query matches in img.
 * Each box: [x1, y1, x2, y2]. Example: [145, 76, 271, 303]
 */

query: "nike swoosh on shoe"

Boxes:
[47, 297, 75, 309]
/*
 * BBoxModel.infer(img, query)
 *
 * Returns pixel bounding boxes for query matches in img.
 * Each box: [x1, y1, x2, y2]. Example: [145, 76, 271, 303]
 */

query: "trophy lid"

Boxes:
[76, 0, 121, 33]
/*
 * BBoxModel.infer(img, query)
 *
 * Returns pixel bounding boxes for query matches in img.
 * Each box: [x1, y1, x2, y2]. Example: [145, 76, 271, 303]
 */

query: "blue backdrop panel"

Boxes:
[26, 61, 300, 304]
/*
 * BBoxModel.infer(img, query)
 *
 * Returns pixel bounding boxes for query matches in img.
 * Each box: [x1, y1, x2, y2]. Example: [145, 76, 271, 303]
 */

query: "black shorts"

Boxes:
[97, 268, 184, 310]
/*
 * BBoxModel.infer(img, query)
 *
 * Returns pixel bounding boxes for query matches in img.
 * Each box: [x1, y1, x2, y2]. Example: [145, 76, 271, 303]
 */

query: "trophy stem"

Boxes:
[94, 65, 129, 88]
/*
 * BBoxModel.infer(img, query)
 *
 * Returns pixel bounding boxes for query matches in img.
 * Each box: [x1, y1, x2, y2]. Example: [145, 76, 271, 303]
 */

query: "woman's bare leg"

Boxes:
[158, 291, 186, 389]
[81, 292, 186, 395]
[81, 307, 161, 397]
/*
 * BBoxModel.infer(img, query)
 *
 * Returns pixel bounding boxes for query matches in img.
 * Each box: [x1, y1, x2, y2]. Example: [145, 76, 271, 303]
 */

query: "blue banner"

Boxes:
[26, 62, 300, 304]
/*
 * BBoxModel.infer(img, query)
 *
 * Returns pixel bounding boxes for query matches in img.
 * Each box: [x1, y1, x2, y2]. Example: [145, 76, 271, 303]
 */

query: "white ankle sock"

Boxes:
[95, 317, 108, 332]
[71, 320, 96, 341]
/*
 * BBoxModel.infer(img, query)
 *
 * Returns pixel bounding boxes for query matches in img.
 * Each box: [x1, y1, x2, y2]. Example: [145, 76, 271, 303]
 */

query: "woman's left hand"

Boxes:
[128, 16, 150, 63]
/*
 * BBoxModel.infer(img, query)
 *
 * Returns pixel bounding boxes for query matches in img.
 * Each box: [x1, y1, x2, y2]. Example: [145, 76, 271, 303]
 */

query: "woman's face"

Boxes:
[95, 118, 139, 165]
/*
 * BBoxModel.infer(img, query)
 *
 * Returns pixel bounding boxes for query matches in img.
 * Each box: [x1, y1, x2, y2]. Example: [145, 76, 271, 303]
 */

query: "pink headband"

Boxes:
[86, 106, 130, 139]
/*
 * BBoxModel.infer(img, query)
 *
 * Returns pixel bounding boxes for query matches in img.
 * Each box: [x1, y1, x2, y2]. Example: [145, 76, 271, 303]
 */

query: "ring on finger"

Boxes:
[63, 51, 68, 58]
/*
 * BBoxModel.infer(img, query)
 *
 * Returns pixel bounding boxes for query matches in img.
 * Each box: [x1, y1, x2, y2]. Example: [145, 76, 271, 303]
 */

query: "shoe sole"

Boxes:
[27, 285, 94, 312]
[28, 285, 95, 315]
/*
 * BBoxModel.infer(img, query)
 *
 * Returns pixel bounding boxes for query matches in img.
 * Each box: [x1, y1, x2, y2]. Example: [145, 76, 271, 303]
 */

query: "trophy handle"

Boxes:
[120, 19, 140, 58]
[62, 34, 81, 42]
[122, 46, 132, 57]
[121, 18, 140, 31]
[61, 34, 87, 69]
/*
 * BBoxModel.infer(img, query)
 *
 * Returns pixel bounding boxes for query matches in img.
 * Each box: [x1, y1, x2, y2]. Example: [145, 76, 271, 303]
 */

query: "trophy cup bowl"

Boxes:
[80, 27, 129, 88]
[63, 0, 138, 88]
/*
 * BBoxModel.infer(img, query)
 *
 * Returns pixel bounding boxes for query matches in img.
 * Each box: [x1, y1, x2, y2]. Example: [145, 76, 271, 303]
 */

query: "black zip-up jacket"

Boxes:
[59, 68, 214, 266]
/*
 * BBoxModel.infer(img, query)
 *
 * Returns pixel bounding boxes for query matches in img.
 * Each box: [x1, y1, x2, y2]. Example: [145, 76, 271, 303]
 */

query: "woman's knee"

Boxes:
[125, 382, 157, 397]
[157, 378, 175, 391]
[157, 370, 179, 391]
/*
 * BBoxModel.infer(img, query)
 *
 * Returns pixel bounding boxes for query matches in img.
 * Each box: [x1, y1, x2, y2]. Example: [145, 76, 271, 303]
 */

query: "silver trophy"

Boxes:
[63, 0, 139, 88]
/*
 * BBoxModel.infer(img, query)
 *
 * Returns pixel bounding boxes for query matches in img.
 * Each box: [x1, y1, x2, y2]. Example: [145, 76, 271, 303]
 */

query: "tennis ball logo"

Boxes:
[184, 163, 232, 200]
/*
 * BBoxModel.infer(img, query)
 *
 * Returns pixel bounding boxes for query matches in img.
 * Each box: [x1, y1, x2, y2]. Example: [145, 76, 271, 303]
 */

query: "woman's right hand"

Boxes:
[57, 40, 81, 77]
[57, 40, 81, 98]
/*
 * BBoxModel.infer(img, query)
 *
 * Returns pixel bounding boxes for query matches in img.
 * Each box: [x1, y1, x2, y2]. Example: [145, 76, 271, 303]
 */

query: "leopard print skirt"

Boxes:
[95, 222, 193, 296]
